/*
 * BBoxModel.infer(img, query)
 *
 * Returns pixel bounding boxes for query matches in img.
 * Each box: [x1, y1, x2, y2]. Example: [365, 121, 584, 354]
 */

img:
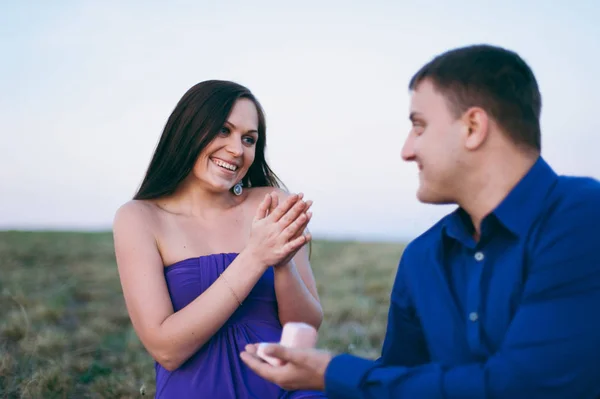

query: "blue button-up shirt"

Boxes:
[324, 157, 600, 398]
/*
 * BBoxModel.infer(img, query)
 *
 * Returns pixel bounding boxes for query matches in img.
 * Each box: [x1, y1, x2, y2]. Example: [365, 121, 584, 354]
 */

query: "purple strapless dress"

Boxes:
[155, 252, 327, 399]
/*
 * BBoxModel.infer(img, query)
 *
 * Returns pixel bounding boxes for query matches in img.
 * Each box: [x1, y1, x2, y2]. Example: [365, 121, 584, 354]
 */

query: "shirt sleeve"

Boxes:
[324, 188, 600, 399]
[378, 252, 430, 367]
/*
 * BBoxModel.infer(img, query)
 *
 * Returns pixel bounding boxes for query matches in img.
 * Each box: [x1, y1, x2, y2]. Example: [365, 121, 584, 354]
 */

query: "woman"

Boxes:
[113, 80, 325, 398]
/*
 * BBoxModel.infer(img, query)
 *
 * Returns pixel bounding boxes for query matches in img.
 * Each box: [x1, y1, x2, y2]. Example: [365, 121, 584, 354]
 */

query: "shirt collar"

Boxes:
[493, 156, 557, 236]
[443, 156, 558, 241]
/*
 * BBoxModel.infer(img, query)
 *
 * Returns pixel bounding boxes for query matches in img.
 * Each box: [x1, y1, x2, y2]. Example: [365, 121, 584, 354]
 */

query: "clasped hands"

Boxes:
[247, 191, 313, 269]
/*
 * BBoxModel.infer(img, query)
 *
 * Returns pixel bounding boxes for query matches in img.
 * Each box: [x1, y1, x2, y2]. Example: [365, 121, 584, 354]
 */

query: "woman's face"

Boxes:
[192, 98, 260, 193]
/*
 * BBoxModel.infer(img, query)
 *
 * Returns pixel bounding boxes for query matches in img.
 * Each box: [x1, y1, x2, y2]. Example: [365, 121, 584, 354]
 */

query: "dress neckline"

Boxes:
[164, 252, 240, 269]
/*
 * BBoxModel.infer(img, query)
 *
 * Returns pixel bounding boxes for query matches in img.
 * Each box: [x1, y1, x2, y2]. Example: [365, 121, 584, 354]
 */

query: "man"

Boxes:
[240, 44, 600, 398]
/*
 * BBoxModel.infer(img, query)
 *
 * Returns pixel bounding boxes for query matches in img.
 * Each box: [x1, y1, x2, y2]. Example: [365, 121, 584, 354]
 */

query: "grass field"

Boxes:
[0, 231, 406, 398]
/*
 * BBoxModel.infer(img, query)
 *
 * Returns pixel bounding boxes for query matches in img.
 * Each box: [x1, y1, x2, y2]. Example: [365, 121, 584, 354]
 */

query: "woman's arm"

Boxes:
[273, 243, 324, 330]
[268, 190, 323, 329]
[113, 194, 308, 371]
[113, 201, 265, 371]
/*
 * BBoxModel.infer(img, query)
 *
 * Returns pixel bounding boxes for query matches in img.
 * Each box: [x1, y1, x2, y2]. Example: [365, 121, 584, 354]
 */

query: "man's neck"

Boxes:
[458, 150, 539, 239]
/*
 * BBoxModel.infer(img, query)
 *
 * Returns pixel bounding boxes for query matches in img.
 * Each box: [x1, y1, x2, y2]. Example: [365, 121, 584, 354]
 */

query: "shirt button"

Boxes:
[469, 312, 479, 322]
[474, 251, 484, 261]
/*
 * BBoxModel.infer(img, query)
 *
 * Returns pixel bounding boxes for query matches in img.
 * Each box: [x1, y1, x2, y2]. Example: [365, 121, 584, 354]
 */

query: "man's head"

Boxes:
[402, 44, 542, 204]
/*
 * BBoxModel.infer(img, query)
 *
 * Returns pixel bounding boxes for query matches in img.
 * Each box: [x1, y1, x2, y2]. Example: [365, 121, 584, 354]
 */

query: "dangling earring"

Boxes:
[233, 181, 243, 196]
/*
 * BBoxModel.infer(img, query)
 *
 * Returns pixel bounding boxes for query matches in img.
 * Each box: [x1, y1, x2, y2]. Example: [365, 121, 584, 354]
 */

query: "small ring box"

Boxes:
[256, 322, 317, 366]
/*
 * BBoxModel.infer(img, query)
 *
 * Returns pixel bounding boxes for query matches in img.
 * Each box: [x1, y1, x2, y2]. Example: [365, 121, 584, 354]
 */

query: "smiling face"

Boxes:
[192, 98, 260, 194]
[401, 79, 468, 204]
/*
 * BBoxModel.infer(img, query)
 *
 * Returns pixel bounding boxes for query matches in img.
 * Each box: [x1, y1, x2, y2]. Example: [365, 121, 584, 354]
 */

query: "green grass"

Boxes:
[0, 231, 405, 398]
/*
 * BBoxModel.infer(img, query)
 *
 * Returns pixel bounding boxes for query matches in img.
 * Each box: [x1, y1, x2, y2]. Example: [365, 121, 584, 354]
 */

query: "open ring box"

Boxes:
[256, 322, 318, 366]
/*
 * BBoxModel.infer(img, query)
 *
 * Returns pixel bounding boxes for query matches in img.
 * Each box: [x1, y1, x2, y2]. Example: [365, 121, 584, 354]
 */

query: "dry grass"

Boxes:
[0, 231, 405, 398]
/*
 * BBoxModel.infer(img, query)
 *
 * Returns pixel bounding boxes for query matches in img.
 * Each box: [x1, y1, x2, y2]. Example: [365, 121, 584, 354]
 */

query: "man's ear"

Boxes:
[462, 107, 489, 151]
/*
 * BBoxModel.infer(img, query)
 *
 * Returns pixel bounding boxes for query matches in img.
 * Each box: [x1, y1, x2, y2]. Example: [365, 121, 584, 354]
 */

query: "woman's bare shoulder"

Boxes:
[113, 200, 162, 236]
[246, 186, 291, 202]
[115, 199, 159, 218]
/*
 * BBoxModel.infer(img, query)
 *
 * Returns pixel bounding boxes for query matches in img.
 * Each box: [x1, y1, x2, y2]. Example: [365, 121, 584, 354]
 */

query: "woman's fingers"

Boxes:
[268, 192, 280, 216]
[268, 193, 301, 222]
[282, 210, 313, 241]
[255, 193, 272, 220]
[277, 198, 310, 228]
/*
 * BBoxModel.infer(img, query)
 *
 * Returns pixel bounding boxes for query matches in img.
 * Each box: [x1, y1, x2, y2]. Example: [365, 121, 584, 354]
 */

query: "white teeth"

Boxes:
[212, 158, 238, 171]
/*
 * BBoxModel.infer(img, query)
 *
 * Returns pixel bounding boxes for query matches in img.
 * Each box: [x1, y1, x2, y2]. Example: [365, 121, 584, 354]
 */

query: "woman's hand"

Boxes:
[268, 192, 312, 268]
[245, 192, 312, 268]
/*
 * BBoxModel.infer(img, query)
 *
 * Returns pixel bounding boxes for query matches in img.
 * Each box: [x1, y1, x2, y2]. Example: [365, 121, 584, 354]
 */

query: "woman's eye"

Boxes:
[243, 136, 256, 145]
[219, 127, 230, 135]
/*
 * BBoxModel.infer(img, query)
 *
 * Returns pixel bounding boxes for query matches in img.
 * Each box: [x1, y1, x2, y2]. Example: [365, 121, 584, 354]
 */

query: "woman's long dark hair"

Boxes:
[134, 80, 283, 200]
[133, 80, 311, 257]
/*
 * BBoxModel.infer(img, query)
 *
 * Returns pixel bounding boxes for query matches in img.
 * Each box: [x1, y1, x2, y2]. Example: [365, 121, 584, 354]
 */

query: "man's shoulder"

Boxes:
[529, 173, 600, 259]
[401, 209, 456, 259]
[553, 174, 600, 202]
[545, 174, 600, 220]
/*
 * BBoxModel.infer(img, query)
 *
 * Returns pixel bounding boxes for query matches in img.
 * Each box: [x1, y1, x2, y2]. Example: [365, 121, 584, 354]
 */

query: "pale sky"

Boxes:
[1, 1, 599, 241]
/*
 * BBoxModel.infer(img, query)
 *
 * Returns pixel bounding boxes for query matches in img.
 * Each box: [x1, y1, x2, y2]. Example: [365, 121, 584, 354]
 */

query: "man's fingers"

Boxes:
[240, 351, 276, 378]
[245, 343, 259, 354]
[261, 344, 306, 364]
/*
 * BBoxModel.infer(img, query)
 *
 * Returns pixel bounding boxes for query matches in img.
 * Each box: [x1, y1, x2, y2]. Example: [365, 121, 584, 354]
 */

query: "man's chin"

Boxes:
[416, 190, 453, 205]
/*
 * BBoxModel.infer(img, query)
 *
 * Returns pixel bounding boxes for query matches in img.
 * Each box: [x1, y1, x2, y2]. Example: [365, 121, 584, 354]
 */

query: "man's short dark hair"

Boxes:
[409, 44, 542, 151]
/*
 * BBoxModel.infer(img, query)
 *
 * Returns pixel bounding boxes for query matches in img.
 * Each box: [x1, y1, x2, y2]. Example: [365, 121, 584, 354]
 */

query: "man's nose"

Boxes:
[401, 134, 416, 161]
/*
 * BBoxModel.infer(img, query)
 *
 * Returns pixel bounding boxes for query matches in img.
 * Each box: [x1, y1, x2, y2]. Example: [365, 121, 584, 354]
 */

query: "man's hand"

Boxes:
[240, 343, 332, 391]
